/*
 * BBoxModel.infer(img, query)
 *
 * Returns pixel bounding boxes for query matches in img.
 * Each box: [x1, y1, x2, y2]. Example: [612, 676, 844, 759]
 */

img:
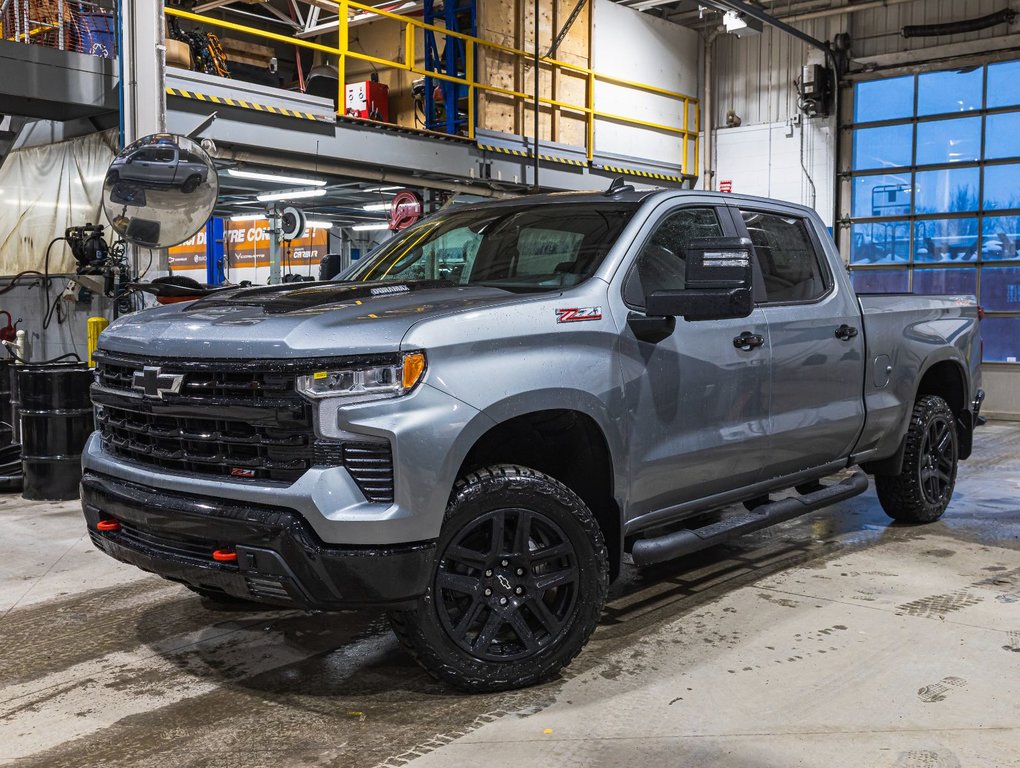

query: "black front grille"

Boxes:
[96, 356, 297, 402]
[93, 353, 396, 501]
[99, 402, 314, 482]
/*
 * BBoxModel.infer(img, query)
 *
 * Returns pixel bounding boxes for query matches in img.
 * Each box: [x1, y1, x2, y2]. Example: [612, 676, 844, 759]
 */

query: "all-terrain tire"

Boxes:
[389, 464, 609, 692]
[875, 395, 958, 523]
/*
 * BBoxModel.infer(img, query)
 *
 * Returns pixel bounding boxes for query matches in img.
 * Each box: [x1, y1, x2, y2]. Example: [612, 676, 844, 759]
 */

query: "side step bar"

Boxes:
[631, 469, 870, 567]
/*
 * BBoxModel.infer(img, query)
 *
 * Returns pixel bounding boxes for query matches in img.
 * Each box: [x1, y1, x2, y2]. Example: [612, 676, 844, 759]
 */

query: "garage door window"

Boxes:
[848, 60, 1020, 363]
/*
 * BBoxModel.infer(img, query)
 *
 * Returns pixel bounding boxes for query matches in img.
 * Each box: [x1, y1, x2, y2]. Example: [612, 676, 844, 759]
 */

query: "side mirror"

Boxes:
[102, 133, 218, 248]
[646, 237, 754, 321]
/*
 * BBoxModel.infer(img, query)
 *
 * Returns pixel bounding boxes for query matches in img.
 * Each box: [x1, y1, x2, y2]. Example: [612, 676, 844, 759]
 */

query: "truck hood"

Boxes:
[99, 280, 529, 358]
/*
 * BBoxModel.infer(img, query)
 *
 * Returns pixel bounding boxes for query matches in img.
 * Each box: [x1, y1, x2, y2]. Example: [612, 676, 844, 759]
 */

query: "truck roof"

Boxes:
[454, 188, 821, 219]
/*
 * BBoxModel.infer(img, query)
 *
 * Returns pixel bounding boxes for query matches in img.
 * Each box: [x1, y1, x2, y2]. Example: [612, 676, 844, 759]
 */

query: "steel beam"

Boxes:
[120, 0, 166, 141]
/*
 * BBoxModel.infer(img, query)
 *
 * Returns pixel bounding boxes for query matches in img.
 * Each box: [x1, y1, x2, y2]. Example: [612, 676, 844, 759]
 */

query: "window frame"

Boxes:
[846, 61, 1020, 364]
[620, 203, 738, 312]
[734, 206, 835, 307]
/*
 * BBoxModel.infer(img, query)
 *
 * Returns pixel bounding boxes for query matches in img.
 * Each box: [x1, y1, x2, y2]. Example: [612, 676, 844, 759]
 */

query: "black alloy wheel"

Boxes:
[918, 411, 955, 506]
[435, 507, 578, 662]
[389, 465, 608, 692]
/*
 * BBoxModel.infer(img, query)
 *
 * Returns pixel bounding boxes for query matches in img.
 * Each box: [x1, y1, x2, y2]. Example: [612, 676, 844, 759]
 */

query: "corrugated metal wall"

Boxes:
[712, 0, 1018, 127]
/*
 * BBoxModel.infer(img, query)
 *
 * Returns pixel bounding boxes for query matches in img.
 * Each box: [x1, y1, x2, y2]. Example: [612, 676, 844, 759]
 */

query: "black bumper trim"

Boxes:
[81, 472, 434, 610]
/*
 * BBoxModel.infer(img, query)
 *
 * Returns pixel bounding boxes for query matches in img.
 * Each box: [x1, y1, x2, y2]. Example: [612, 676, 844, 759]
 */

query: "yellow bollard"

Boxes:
[87, 317, 109, 368]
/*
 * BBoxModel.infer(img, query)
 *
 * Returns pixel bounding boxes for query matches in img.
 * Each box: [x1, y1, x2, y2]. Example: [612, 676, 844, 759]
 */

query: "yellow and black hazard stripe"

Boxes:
[599, 164, 687, 184]
[165, 87, 334, 123]
[477, 143, 587, 168]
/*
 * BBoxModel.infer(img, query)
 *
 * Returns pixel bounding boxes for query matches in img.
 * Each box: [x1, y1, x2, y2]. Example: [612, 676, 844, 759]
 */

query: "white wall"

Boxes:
[592, 0, 699, 171]
[713, 119, 835, 227]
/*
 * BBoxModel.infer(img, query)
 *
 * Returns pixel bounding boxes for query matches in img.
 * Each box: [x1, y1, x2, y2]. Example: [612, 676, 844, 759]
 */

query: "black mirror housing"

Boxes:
[647, 287, 753, 321]
[645, 237, 755, 321]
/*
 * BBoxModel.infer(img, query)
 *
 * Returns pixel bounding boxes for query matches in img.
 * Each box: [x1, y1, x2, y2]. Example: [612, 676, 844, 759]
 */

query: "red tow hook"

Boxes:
[212, 548, 238, 563]
[96, 520, 121, 532]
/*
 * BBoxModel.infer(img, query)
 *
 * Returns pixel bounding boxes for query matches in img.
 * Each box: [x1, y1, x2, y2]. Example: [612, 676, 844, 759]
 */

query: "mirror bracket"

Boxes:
[627, 312, 676, 343]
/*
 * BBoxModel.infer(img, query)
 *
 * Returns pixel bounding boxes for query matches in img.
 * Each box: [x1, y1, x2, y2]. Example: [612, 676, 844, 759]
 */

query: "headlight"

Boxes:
[296, 351, 427, 402]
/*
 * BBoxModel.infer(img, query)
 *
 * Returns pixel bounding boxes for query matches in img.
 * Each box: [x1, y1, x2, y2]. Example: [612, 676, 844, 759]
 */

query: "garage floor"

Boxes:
[1, 424, 1018, 768]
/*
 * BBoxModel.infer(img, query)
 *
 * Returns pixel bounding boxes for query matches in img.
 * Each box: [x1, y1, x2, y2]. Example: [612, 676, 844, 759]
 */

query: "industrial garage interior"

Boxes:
[0, 1, 1018, 766]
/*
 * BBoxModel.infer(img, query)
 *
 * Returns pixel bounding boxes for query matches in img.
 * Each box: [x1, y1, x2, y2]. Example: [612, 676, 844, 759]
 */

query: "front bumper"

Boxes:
[81, 471, 435, 610]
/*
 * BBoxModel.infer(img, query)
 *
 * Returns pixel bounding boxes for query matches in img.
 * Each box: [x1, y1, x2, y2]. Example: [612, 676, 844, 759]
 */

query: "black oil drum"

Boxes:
[17, 363, 95, 501]
[0, 359, 13, 449]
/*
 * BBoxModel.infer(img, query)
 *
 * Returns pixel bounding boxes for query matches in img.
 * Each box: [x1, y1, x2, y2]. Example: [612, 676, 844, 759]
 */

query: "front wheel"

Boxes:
[389, 465, 609, 692]
[876, 395, 958, 523]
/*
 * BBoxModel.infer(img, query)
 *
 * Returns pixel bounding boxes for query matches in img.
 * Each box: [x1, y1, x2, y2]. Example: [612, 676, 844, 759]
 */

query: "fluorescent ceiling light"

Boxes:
[228, 168, 326, 186]
[363, 185, 402, 193]
[229, 213, 266, 222]
[351, 222, 391, 231]
[305, 220, 334, 229]
[629, 0, 675, 11]
[362, 202, 392, 211]
[256, 188, 327, 202]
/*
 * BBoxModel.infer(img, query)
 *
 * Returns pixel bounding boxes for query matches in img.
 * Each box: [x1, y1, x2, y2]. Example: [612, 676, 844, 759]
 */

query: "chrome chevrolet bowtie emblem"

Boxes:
[131, 366, 183, 399]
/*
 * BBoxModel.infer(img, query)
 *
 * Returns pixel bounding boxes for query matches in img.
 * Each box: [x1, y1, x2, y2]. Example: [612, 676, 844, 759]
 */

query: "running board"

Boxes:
[631, 469, 870, 567]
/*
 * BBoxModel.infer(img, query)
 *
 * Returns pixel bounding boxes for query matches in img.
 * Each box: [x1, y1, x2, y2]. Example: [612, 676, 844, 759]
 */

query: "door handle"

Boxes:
[835, 324, 859, 341]
[733, 331, 765, 351]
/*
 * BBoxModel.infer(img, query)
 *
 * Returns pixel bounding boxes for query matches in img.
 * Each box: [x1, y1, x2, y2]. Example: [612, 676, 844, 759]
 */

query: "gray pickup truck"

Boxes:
[82, 187, 983, 692]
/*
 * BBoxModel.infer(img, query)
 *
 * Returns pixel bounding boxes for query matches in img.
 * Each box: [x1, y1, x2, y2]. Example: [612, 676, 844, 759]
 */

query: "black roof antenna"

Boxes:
[605, 177, 635, 196]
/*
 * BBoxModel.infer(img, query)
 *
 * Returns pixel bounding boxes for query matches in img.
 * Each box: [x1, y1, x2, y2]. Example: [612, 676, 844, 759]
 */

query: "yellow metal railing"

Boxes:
[165, 2, 699, 177]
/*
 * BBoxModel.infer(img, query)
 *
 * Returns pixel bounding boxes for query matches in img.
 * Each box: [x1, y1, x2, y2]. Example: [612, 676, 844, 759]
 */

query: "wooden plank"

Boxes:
[477, 0, 591, 147]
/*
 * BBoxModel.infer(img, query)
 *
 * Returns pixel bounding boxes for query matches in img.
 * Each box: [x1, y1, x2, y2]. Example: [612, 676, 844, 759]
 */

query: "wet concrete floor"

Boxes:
[1, 423, 1018, 767]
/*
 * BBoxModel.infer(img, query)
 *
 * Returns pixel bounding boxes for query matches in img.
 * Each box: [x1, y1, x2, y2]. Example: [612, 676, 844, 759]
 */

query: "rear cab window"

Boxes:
[738, 209, 831, 303]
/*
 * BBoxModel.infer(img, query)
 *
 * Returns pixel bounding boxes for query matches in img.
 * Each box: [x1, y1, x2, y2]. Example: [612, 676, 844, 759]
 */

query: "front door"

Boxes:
[612, 201, 773, 524]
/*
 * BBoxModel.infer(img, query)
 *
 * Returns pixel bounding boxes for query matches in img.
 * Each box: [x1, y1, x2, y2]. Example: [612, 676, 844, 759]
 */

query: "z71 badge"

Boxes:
[556, 306, 603, 323]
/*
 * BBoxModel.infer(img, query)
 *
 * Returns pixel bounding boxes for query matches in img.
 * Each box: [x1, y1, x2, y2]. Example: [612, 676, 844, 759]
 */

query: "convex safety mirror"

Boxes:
[102, 133, 218, 248]
[646, 237, 754, 321]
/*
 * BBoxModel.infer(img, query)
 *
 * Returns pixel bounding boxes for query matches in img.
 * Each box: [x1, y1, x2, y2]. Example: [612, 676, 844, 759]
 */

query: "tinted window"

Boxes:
[623, 207, 723, 307]
[987, 61, 1020, 109]
[985, 112, 1020, 159]
[741, 210, 828, 303]
[854, 76, 914, 123]
[347, 203, 637, 293]
[852, 124, 913, 170]
[916, 69, 982, 116]
[916, 117, 981, 165]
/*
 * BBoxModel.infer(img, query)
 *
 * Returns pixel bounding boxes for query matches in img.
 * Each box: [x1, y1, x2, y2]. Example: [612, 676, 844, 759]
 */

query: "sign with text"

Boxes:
[168, 219, 329, 271]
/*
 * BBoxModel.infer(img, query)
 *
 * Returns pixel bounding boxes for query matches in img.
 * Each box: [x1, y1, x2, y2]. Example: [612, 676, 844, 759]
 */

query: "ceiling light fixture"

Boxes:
[229, 213, 266, 222]
[256, 188, 328, 203]
[305, 220, 334, 229]
[227, 169, 327, 186]
[351, 222, 391, 231]
[723, 9, 748, 32]
[362, 202, 392, 211]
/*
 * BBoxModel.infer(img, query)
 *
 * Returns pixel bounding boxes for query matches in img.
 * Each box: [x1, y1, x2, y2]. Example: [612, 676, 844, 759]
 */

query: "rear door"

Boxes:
[732, 206, 866, 477]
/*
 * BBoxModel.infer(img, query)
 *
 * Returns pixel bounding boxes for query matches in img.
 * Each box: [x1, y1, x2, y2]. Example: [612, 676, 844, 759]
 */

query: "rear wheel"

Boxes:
[181, 174, 201, 193]
[876, 395, 958, 523]
[389, 465, 608, 692]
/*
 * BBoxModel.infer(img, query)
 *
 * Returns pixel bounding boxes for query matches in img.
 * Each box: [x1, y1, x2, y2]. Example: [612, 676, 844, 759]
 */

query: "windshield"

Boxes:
[343, 202, 638, 292]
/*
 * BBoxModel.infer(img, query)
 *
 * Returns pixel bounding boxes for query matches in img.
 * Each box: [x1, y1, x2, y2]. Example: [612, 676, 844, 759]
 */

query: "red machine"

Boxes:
[344, 80, 390, 122]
